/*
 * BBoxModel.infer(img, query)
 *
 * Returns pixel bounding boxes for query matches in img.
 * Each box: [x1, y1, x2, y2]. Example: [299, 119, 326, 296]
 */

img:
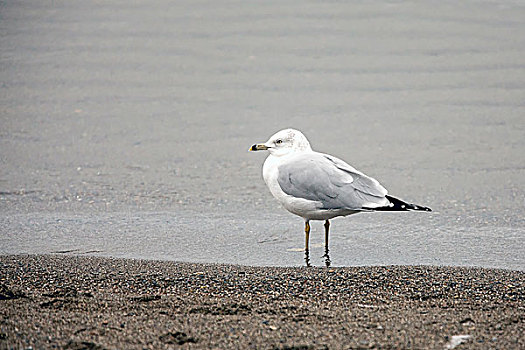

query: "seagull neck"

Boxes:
[276, 149, 311, 159]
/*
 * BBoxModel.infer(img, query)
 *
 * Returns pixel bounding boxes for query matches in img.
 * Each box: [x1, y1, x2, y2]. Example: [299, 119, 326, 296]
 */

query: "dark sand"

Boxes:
[1, 255, 523, 349]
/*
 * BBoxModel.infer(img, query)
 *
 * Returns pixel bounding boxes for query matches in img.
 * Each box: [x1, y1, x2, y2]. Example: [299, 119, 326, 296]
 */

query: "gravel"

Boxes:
[1, 255, 523, 349]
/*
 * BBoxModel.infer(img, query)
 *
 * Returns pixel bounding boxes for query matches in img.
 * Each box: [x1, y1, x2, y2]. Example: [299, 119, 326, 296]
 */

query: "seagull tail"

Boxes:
[365, 195, 432, 212]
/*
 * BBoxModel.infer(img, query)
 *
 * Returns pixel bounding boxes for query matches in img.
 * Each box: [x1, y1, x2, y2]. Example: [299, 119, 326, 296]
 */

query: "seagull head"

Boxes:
[249, 128, 312, 157]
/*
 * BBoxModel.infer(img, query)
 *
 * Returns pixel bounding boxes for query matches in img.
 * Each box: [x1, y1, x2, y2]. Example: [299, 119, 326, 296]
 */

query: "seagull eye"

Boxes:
[275, 139, 283, 145]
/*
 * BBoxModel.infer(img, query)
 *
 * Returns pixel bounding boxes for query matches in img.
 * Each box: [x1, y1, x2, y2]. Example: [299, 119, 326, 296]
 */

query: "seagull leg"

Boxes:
[324, 220, 330, 248]
[304, 220, 311, 267]
[323, 220, 331, 267]
[305, 220, 310, 251]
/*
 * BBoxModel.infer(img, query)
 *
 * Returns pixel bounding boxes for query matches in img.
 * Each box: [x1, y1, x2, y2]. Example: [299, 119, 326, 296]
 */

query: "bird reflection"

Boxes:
[323, 220, 331, 267]
[322, 246, 331, 267]
[304, 248, 311, 267]
[303, 245, 332, 267]
[304, 246, 332, 267]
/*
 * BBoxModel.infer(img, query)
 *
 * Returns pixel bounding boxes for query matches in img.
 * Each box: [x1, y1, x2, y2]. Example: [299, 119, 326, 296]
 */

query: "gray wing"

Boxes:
[277, 152, 388, 209]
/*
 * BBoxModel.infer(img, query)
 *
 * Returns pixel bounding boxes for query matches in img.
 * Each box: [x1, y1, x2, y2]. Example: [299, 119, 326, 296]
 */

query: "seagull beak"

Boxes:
[249, 143, 269, 151]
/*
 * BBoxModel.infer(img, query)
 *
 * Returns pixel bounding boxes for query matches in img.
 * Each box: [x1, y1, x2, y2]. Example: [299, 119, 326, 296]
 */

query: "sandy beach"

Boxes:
[1, 0, 524, 269]
[1, 255, 523, 349]
[1, 1, 524, 348]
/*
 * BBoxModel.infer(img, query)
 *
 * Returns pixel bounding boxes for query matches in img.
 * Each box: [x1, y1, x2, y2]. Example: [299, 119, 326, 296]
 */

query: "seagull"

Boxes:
[249, 128, 431, 266]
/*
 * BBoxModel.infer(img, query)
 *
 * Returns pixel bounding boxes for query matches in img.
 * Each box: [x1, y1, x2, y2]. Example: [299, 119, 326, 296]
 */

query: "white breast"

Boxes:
[262, 154, 332, 219]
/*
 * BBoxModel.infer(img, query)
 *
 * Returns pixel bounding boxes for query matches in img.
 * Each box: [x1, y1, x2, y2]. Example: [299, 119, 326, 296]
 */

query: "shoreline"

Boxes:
[1, 254, 524, 349]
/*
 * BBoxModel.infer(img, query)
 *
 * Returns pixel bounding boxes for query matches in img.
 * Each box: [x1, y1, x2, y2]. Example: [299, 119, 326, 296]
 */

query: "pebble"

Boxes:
[0, 255, 523, 349]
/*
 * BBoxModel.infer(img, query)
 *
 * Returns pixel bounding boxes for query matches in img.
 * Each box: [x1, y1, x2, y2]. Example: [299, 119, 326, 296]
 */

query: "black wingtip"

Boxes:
[386, 195, 432, 212]
[413, 204, 432, 212]
[364, 195, 432, 212]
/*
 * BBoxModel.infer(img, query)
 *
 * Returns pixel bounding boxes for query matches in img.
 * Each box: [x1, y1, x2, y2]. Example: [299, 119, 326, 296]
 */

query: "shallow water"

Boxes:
[1, 0, 524, 269]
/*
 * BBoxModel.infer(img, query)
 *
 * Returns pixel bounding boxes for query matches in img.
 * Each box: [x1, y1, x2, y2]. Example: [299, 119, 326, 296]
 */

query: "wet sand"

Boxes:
[1, 255, 523, 349]
[1, 0, 525, 269]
